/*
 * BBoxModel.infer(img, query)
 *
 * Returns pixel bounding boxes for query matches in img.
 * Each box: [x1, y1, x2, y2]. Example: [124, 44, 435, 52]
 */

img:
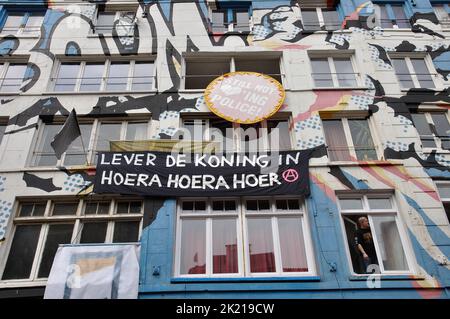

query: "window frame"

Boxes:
[321, 115, 381, 162]
[181, 54, 285, 91]
[0, 198, 144, 286]
[0, 10, 45, 35]
[180, 114, 293, 152]
[29, 116, 152, 167]
[373, 3, 411, 29]
[299, 7, 340, 31]
[173, 197, 316, 279]
[390, 55, 438, 90]
[209, 5, 251, 33]
[0, 60, 29, 93]
[337, 193, 417, 276]
[435, 181, 450, 224]
[91, 8, 137, 35]
[50, 57, 156, 93]
[412, 110, 450, 153]
[310, 55, 361, 89]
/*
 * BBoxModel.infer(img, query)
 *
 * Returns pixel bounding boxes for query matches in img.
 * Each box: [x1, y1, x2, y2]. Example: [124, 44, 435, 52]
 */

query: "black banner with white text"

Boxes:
[93, 150, 316, 197]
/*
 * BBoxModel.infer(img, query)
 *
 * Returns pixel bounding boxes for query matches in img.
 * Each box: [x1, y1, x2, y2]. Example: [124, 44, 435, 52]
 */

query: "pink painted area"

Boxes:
[274, 44, 312, 51]
[206, 72, 283, 123]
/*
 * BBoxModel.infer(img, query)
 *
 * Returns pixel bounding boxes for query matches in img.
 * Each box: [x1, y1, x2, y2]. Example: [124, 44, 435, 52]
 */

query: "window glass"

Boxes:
[348, 119, 377, 160]
[1, 64, 26, 92]
[410, 59, 434, 88]
[322, 9, 340, 30]
[85, 201, 110, 215]
[63, 123, 92, 165]
[311, 59, 333, 87]
[2, 14, 23, 33]
[302, 10, 320, 31]
[209, 118, 233, 152]
[94, 122, 121, 161]
[0, 123, 6, 144]
[37, 223, 74, 278]
[437, 184, 450, 199]
[33, 124, 61, 166]
[52, 202, 78, 216]
[391, 5, 410, 28]
[113, 221, 140, 243]
[19, 203, 46, 217]
[23, 13, 44, 34]
[107, 62, 129, 91]
[180, 219, 206, 274]
[183, 120, 207, 141]
[430, 113, 450, 150]
[267, 120, 291, 151]
[212, 219, 238, 273]
[334, 58, 356, 87]
[79, 222, 108, 243]
[378, 5, 393, 28]
[323, 120, 352, 161]
[234, 10, 250, 32]
[247, 218, 276, 273]
[54, 63, 80, 92]
[2, 225, 41, 280]
[132, 62, 154, 91]
[96, 12, 115, 33]
[234, 58, 281, 83]
[392, 59, 414, 88]
[278, 217, 308, 272]
[368, 198, 392, 210]
[212, 10, 227, 32]
[126, 122, 148, 140]
[339, 198, 363, 210]
[411, 113, 436, 148]
[80, 63, 104, 92]
[185, 59, 229, 89]
[371, 215, 408, 271]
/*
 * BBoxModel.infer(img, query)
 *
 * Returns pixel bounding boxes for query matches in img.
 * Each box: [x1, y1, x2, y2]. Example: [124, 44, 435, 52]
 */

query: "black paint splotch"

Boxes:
[23, 172, 62, 192]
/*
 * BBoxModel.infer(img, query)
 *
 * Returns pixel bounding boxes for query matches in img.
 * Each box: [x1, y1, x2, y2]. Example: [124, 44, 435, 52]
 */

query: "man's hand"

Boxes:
[363, 253, 369, 260]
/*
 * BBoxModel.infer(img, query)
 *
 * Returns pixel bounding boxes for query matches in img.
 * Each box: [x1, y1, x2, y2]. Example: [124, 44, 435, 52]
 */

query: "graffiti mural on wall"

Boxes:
[0, 0, 448, 296]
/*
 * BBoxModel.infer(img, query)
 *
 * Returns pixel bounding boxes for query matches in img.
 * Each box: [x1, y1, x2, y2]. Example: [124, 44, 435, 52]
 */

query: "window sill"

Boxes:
[348, 274, 424, 281]
[0, 91, 21, 96]
[421, 148, 450, 155]
[42, 90, 157, 96]
[0, 280, 47, 289]
[171, 276, 320, 283]
[312, 87, 369, 91]
[0, 34, 39, 39]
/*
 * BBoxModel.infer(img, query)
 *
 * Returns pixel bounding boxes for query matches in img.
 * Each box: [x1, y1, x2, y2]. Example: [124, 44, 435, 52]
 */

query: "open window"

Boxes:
[339, 194, 415, 275]
[411, 111, 450, 151]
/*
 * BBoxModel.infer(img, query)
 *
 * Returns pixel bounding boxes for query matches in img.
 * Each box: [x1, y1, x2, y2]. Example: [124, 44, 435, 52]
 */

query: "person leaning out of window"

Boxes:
[354, 216, 379, 273]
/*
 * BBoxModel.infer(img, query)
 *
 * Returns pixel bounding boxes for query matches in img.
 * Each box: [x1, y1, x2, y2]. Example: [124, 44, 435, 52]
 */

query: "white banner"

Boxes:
[44, 244, 140, 299]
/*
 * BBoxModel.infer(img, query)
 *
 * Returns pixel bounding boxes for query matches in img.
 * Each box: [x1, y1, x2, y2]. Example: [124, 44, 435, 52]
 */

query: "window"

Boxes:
[175, 197, 315, 277]
[322, 118, 378, 161]
[31, 117, 151, 167]
[0, 118, 8, 144]
[94, 10, 136, 34]
[181, 116, 291, 152]
[1, 11, 44, 35]
[300, 8, 340, 31]
[375, 3, 411, 28]
[52, 59, 155, 92]
[211, 5, 250, 33]
[311, 57, 358, 88]
[1, 198, 143, 281]
[391, 57, 435, 89]
[411, 112, 450, 151]
[0, 62, 27, 92]
[434, 4, 450, 28]
[436, 182, 450, 223]
[184, 55, 282, 90]
[339, 194, 414, 275]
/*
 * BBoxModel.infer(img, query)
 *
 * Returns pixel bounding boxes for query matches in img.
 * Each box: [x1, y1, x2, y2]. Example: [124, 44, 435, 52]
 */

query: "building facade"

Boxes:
[0, 0, 448, 299]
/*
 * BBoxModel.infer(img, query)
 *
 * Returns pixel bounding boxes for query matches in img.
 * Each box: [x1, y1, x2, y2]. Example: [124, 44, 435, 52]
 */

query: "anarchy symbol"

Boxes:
[282, 169, 299, 183]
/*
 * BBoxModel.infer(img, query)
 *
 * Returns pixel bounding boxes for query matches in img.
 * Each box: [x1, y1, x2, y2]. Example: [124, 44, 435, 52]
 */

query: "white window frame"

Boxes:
[391, 56, 438, 90]
[321, 116, 381, 162]
[299, 7, 339, 31]
[50, 58, 156, 93]
[29, 117, 152, 167]
[414, 111, 450, 154]
[310, 56, 361, 88]
[182, 54, 285, 91]
[435, 181, 450, 224]
[180, 115, 293, 152]
[0, 11, 44, 36]
[174, 197, 316, 279]
[0, 198, 144, 286]
[434, 4, 450, 28]
[0, 61, 29, 93]
[337, 194, 417, 276]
